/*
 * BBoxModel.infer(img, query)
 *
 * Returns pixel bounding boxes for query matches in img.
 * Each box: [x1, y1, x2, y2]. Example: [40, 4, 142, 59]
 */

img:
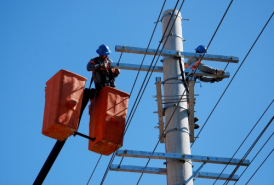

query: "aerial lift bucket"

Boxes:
[42, 69, 86, 141]
[88, 86, 129, 156]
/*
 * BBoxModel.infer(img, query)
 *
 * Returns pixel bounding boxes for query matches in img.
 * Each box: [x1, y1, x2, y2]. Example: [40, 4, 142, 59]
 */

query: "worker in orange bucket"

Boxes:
[87, 44, 120, 92]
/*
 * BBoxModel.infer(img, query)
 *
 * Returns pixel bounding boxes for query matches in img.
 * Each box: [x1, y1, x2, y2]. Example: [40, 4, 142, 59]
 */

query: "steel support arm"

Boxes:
[110, 164, 239, 181]
[115, 45, 239, 63]
[116, 150, 250, 166]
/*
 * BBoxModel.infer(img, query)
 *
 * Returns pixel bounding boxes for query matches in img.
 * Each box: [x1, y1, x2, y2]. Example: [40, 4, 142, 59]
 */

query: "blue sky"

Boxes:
[1, 0, 273, 185]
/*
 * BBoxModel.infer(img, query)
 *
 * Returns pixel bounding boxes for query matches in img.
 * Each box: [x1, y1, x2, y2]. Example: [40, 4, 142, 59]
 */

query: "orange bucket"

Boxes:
[88, 86, 129, 155]
[42, 70, 86, 141]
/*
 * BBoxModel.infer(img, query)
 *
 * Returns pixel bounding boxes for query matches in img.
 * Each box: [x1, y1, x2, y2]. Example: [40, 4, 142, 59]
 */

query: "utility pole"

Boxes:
[161, 9, 193, 185]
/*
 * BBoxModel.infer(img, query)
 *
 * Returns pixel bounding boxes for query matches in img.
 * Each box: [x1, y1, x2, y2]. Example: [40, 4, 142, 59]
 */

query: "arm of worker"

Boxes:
[87, 60, 103, 71]
[197, 76, 222, 83]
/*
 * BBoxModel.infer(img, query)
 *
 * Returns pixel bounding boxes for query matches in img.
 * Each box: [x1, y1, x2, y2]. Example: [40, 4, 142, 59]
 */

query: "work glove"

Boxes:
[210, 78, 223, 83]
[216, 69, 225, 75]
[99, 61, 108, 69]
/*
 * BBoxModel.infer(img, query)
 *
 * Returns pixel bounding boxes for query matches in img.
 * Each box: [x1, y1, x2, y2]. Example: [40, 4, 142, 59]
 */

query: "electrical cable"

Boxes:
[136, 0, 235, 183]
[222, 116, 274, 184]
[192, 12, 274, 147]
[136, 90, 188, 185]
[86, 2, 166, 181]
[128, 0, 167, 96]
[199, 99, 271, 185]
[213, 116, 274, 185]
[100, 1, 189, 183]
[219, 99, 273, 183]
[234, 132, 273, 185]
[86, 154, 102, 185]
[96, 1, 179, 184]
[245, 149, 273, 185]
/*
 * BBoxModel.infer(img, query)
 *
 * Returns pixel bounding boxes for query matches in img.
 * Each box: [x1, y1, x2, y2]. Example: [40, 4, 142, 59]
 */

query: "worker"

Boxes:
[87, 44, 120, 92]
[185, 45, 225, 83]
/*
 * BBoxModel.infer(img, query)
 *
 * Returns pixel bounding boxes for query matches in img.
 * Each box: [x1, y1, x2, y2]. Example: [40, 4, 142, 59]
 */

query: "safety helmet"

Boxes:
[96, 44, 111, 56]
[195, 45, 207, 53]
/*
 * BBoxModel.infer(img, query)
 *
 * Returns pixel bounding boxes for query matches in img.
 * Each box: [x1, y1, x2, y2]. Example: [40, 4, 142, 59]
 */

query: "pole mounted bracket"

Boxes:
[155, 77, 165, 143]
[176, 50, 181, 57]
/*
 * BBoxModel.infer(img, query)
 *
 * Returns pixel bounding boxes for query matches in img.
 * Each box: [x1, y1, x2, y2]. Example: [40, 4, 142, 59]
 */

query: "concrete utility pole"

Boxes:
[161, 9, 193, 185]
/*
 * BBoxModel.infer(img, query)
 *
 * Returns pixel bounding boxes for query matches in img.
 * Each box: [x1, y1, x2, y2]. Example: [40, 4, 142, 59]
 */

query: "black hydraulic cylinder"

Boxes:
[33, 140, 66, 185]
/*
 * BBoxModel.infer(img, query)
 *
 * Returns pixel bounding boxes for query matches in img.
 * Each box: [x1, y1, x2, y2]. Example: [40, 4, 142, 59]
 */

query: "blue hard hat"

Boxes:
[195, 45, 207, 53]
[96, 44, 111, 56]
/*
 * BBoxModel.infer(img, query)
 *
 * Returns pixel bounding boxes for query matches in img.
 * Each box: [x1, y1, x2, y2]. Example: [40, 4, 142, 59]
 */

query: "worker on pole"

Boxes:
[87, 44, 120, 92]
[185, 45, 225, 83]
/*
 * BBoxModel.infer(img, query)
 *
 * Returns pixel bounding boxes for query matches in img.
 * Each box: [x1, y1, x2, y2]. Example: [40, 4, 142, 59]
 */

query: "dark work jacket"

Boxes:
[87, 57, 118, 91]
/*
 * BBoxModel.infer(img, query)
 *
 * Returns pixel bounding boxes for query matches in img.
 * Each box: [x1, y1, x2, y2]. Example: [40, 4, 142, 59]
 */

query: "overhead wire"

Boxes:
[245, 149, 274, 185]
[85, 1, 168, 182]
[192, 11, 274, 147]
[95, 1, 184, 184]
[221, 116, 274, 185]
[136, 0, 236, 184]
[86, 155, 102, 185]
[234, 132, 273, 185]
[197, 99, 272, 184]
[99, 1, 190, 184]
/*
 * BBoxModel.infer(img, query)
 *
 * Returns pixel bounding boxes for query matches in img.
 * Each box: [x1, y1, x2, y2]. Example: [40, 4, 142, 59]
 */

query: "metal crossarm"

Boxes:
[115, 150, 250, 166]
[115, 45, 239, 63]
[110, 164, 239, 181]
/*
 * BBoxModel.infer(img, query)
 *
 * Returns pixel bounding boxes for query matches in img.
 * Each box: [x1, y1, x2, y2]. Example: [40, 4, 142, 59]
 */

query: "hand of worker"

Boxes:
[210, 78, 223, 83]
[114, 68, 120, 75]
[99, 61, 108, 68]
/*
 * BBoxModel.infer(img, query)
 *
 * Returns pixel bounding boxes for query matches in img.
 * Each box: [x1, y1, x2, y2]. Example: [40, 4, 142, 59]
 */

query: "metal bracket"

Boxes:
[110, 164, 239, 181]
[115, 149, 250, 166]
[163, 104, 187, 116]
[160, 57, 171, 63]
[165, 127, 190, 136]
[155, 77, 165, 143]
[162, 75, 182, 84]
[188, 80, 195, 143]
[115, 45, 239, 63]
[162, 33, 184, 41]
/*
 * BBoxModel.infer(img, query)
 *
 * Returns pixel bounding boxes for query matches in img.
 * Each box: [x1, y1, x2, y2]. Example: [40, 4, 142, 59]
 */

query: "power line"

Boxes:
[192, 11, 274, 147]
[85, 0, 167, 181]
[136, 0, 235, 183]
[198, 99, 272, 184]
[86, 154, 102, 185]
[95, 1, 182, 184]
[222, 116, 274, 184]
[234, 132, 273, 185]
[100, 1, 187, 184]
[128, 0, 167, 96]
[245, 149, 274, 185]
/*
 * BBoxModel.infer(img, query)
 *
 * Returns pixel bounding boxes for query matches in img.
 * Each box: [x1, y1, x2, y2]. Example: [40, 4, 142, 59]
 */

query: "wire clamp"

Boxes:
[164, 127, 190, 137]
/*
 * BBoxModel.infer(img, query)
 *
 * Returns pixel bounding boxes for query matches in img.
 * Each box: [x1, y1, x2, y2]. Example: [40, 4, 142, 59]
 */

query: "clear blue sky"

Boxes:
[0, 0, 273, 185]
